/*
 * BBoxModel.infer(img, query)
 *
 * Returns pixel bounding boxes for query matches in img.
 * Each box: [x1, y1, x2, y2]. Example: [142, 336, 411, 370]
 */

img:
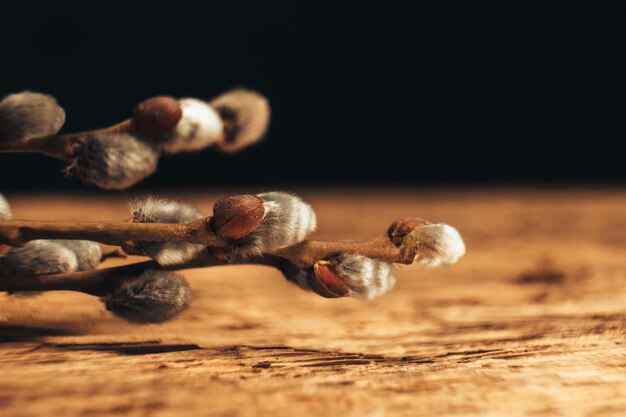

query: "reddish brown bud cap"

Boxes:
[0, 244, 11, 257]
[387, 216, 429, 246]
[211, 194, 265, 240]
[306, 261, 350, 298]
[133, 96, 183, 137]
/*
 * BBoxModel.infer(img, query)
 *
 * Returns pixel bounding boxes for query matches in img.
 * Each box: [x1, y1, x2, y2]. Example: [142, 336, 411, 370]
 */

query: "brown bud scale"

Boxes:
[211, 194, 265, 240]
[387, 216, 430, 246]
[0, 244, 11, 256]
[133, 96, 183, 137]
[307, 261, 350, 298]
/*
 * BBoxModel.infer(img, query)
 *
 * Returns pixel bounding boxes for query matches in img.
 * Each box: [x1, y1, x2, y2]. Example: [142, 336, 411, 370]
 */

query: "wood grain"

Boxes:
[1, 188, 625, 417]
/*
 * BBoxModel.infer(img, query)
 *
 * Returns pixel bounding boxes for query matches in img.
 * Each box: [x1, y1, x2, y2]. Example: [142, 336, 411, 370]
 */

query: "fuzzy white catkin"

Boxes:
[0, 192, 11, 221]
[0, 195, 101, 274]
[130, 197, 206, 266]
[69, 133, 159, 190]
[233, 192, 317, 258]
[53, 240, 102, 271]
[210, 89, 271, 153]
[0, 240, 79, 275]
[102, 269, 192, 323]
[332, 254, 399, 300]
[160, 98, 224, 154]
[410, 224, 465, 268]
[0, 91, 65, 144]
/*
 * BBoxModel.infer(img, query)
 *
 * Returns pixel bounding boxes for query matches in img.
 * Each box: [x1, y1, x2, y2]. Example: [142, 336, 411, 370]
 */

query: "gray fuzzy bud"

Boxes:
[234, 192, 317, 258]
[103, 269, 192, 324]
[0, 240, 78, 275]
[332, 254, 398, 300]
[0, 192, 11, 221]
[52, 240, 102, 271]
[210, 89, 270, 153]
[0, 91, 65, 145]
[130, 197, 206, 266]
[68, 133, 159, 190]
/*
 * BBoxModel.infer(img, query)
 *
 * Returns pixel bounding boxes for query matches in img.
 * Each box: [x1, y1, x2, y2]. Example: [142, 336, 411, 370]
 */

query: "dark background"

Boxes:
[0, 1, 622, 190]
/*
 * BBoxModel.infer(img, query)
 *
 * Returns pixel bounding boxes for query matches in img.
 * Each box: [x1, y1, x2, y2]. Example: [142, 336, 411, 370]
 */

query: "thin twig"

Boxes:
[0, 218, 225, 247]
[0, 218, 413, 268]
[0, 121, 133, 161]
[274, 237, 415, 269]
[0, 256, 267, 295]
[0, 261, 156, 295]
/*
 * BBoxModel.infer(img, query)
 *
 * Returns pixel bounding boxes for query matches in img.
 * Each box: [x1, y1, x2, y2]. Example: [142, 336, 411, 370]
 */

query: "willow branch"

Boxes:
[0, 120, 134, 161]
[0, 261, 156, 295]
[0, 218, 225, 247]
[0, 225, 463, 301]
[0, 217, 413, 268]
[0, 257, 253, 295]
[274, 237, 414, 269]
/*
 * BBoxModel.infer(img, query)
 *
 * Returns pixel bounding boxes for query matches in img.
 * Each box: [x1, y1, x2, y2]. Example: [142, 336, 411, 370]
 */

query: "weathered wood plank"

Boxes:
[1, 188, 625, 416]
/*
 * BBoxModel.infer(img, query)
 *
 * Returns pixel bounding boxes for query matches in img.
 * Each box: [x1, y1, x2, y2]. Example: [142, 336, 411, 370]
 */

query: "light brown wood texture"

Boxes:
[1, 188, 625, 417]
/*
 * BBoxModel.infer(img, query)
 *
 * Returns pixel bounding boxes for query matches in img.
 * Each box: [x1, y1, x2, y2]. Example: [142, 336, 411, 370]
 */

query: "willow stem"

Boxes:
[0, 120, 135, 161]
[0, 256, 249, 295]
[0, 261, 156, 295]
[0, 135, 75, 160]
[0, 215, 414, 267]
[0, 218, 226, 247]
[0, 237, 412, 295]
[274, 237, 413, 269]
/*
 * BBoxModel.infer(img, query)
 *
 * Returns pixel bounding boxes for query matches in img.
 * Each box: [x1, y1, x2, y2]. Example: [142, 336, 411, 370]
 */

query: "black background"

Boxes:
[0, 1, 623, 190]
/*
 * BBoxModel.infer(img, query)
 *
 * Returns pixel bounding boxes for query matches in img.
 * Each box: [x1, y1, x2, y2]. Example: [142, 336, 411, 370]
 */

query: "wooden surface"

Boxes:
[1, 188, 625, 417]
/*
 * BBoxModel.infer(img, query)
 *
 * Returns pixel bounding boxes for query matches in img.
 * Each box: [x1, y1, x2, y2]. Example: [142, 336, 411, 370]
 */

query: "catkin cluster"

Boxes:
[0, 89, 270, 189]
[0, 87, 466, 324]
